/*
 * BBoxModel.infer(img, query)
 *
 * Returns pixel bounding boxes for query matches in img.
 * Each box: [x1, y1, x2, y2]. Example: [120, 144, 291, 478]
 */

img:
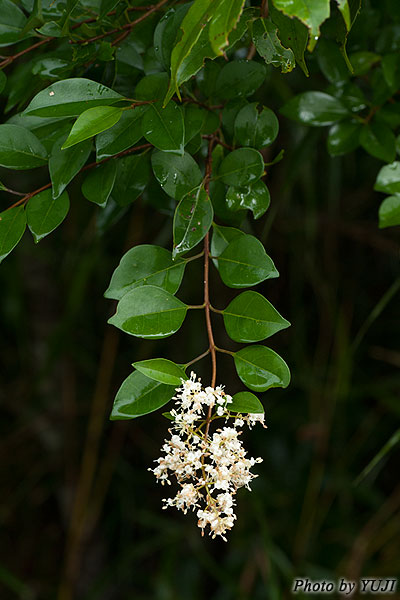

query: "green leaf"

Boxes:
[112, 153, 150, 206]
[327, 120, 361, 156]
[105, 244, 186, 300]
[142, 100, 184, 154]
[218, 148, 265, 187]
[234, 345, 291, 392]
[100, 0, 122, 19]
[208, 0, 246, 55]
[360, 120, 396, 163]
[215, 60, 266, 100]
[378, 195, 400, 228]
[62, 106, 123, 149]
[335, 0, 361, 69]
[374, 162, 400, 194]
[151, 150, 202, 200]
[110, 370, 175, 420]
[184, 105, 212, 144]
[382, 53, 400, 93]
[223, 290, 290, 343]
[108, 285, 187, 339]
[252, 17, 295, 73]
[173, 186, 213, 258]
[49, 135, 92, 199]
[154, 4, 191, 70]
[132, 358, 186, 386]
[164, 0, 217, 104]
[269, 5, 309, 75]
[222, 99, 248, 139]
[24, 78, 124, 117]
[135, 73, 169, 101]
[217, 234, 279, 288]
[0, 206, 26, 263]
[335, 0, 351, 30]
[234, 103, 279, 149]
[96, 107, 146, 160]
[0, 0, 27, 47]
[271, 0, 330, 51]
[226, 180, 271, 219]
[0, 124, 47, 169]
[348, 51, 380, 76]
[26, 189, 69, 242]
[81, 161, 116, 208]
[229, 391, 264, 414]
[211, 224, 245, 261]
[281, 92, 349, 126]
[316, 38, 350, 85]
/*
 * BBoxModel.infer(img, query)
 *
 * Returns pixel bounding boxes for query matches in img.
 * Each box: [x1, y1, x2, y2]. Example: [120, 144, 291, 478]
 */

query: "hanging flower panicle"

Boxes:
[149, 372, 265, 541]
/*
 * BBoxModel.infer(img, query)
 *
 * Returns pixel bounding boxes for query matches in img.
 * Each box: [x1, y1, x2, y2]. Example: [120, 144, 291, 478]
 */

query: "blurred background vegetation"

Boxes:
[1, 1, 400, 599]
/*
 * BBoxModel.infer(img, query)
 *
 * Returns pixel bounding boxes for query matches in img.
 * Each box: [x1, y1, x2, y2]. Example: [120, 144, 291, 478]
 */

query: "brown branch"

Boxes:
[2, 142, 152, 212]
[0, 37, 52, 68]
[72, 0, 170, 45]
[203, 138, 216, 438]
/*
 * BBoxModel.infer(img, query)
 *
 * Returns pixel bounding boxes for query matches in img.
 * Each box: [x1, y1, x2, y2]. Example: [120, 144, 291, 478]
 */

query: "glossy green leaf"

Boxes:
[234, 345, 291, 391]
[142, 100, 184, 154]
[208, 0, 246, 55]
[316, 38, 350, 84]
[62, 106, 123, 149]
[173, 186, 214, 258]
[165, 0, 218, 104]
[217, 234, 279, 288]
[81, 161, 116, 208]
[108, 285, 187, 339]
[0, 0, 27, 47]
[252, 17, 295, 73]
[234, 103, 279, 149]
[151, 150, 202, 200]
[271, 0, 330, 51]
[24, 78, 124, 117]
[269, 5, 309, 75]
[378, 195, 400, 228]
[226, 180, 271, 219]
[349, 51, 380, 76]
[26, 189, 69, 242]
[110, 370, 175, 420]
[184, 105, 211, 144]
[281, 92, 349, 126]
[222, 99, 248, 139]
[132, 358, 186, 386]
[112, 152, 150, 206]
[95, 107, 146, 160]
[105, 244, 186, 300]
[229, 391, 264, 414]
[210, 224, 245, 265]
[360, 120, 396, 163]
[336, 0, 351, 30]
[0, 124, 47, 169]
[215, 60, 266, 100]
[0, 206, 26, 263]
[374, 162, 400, 194]
[218, 148, 264, 187]
[135, 73, 169, 101]
[154, 4, 191, 70]
[327, 120, 361, 156]
[49, 135, 92, 199]
[382, 53, 400, 93]
[223, 290, 290, 343]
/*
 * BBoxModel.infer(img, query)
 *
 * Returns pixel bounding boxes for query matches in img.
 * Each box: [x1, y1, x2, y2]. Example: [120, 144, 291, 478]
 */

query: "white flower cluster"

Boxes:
[149, 372, 265, 540]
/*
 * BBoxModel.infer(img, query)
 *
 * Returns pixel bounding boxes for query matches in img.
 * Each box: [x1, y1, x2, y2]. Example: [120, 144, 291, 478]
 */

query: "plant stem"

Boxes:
[185, 348, 210, 368]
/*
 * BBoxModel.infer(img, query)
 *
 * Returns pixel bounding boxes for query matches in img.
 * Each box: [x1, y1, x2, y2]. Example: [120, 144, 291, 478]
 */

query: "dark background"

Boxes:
[1, 5, 400, 600]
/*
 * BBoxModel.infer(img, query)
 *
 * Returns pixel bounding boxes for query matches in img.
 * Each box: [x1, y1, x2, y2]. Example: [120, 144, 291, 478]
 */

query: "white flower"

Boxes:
[149, 373, 265, 540]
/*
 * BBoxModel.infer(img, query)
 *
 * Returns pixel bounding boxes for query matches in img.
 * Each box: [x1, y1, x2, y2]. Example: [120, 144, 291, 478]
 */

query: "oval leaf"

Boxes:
[24, 78, 124, 117]
[62, 106, 123, 149]
[95, 106, 145, 160]
[234, 345, 291, 392]
[49, 135, 92, 199]
[229, 391, 264, 414]
[234, 103, 279, 149]
[26, 189, 70, 242]
[226, 180, 271, 219]
[105, 244, 186, 300]
[0, 205, 26, 263]
[111, 370, 175, 420]
[151, 150, 202, 200]
[108, 285, 188, 338]
[374, 162, 400, 194]
[379, 195, 400, 229]
[223, 290, 290, 343]
[81, 160, 116, 207]
[217, 234, 279, 288]
[142, 100, 184, 154]
[281, 91, 349, 126]
[133, 358, 186, 386]
[0, 124, 47, 169]
[173, 186, 214, 258]
[360, 119, 396, 163]
[218, 148, 265, 187]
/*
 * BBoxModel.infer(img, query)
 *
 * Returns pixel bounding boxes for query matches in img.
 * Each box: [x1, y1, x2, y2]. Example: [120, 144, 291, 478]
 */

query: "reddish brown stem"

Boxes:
[0, 37, 52, 68]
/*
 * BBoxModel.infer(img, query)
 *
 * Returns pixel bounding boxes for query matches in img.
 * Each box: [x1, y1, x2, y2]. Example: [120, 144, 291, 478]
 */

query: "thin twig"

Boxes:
[185, 348, 210, 368]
